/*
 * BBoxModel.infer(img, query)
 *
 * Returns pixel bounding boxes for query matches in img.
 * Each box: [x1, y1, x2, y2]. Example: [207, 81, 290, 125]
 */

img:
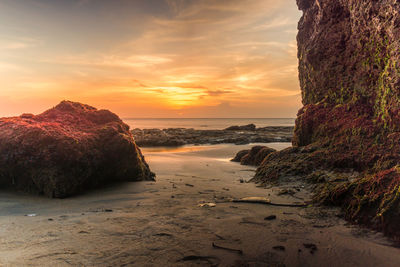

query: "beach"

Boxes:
[0, 143, 399, 266]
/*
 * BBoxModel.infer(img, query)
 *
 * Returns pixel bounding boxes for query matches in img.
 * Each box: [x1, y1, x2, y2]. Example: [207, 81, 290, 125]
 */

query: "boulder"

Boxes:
[0, 101, 154, 198]
[232, 146, 276, 166]
[231, 149, 250, 162]
[255, 0, 400, 239]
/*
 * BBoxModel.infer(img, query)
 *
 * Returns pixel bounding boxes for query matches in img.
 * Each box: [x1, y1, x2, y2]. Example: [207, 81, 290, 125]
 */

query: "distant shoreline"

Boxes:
[124, 118, 296, 131]
[132, 125, 294, 147]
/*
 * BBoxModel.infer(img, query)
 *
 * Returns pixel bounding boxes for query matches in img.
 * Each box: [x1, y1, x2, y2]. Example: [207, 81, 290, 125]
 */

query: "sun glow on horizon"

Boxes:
[0, 0, 302, 118]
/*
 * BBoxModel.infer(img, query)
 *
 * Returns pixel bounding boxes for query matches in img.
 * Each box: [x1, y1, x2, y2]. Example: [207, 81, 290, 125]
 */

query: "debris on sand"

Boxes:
[233, 197, 271, 203]
[153, 233, 173, 237]
[88, 208, 114, 213]
[303, 243, 318, 254]
[179, 255, 220, 265]
[277, 188, 296, 196]
[264, 215, 277, 221]
[212, 242, 243, 254]
[240, 218, 265, 226]
[198, 203, 216, 208]
[231, 197, 308, 207]
[272, 245, 286, 251]
[215, 234, 226, 240]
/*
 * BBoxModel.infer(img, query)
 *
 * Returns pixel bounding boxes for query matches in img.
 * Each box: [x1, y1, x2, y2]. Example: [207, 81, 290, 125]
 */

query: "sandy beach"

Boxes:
[0, 143, 399, 266]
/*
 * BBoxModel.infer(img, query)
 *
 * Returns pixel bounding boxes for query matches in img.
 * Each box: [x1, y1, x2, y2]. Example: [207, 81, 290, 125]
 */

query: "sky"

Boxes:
[0, 0, 302, 118]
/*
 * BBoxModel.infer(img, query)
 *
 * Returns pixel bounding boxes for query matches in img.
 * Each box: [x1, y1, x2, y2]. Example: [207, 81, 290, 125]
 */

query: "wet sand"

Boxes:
[0, 143, 399, 266]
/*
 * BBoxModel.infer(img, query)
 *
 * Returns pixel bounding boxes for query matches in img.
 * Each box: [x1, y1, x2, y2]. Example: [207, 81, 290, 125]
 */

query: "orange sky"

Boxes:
[0, 0, 302, 118]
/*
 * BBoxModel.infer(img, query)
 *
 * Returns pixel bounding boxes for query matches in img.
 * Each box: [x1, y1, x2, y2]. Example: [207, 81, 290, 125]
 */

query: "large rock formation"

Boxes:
[254, 0, 400, 240]
[0, 101, 154, 198]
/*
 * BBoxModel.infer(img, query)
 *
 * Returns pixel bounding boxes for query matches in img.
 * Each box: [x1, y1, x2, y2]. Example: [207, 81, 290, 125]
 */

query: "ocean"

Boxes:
[124, 118, 295, 130]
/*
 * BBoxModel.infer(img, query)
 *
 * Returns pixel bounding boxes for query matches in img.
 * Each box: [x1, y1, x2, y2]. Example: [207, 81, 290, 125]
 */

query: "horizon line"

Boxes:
[123, 117, 296, 120]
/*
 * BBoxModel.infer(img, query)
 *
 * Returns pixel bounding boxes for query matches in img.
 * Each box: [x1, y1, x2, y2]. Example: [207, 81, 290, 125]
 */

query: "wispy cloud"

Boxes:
[206, 89, 232, 96]
[252, 17, 297, 31]
[42, 54, 173, 69]
[0, 37, 39, 50]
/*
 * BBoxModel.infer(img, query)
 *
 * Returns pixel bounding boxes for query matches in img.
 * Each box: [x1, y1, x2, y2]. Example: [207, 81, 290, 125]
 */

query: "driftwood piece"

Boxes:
[231, 197, 308, 207]
[212, 242, 243, 254]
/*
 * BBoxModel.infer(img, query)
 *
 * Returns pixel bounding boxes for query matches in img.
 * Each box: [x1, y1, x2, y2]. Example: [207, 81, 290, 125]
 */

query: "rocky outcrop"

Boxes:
[224, 124, 256, 131]
[132, 126, 293, 147]
[255, 0, 400, 240]
[231, 149, 250, 163]
[0, 101, 154, 198]
[231, 146, 276, 166]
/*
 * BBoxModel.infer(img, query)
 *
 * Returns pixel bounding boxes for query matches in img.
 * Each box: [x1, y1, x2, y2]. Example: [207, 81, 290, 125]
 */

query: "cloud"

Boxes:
[0, 37, 39, 50]
[206, 89, 232, 96]
[132, 79, 149, 88]
[42, 54, 173, 69]
[252, 16, 297, 31]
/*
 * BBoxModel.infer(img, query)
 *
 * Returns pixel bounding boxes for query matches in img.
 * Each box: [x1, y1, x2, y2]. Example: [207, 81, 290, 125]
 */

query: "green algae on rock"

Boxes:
[254, 0, 400, 240]
[0, 101, 154, 198]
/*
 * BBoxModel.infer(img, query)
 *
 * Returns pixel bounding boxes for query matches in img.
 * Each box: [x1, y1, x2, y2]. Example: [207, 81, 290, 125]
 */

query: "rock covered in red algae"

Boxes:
[231, 146, 276, 166]
[254, 0, 400, 240]
[0, 101, 154, 198]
